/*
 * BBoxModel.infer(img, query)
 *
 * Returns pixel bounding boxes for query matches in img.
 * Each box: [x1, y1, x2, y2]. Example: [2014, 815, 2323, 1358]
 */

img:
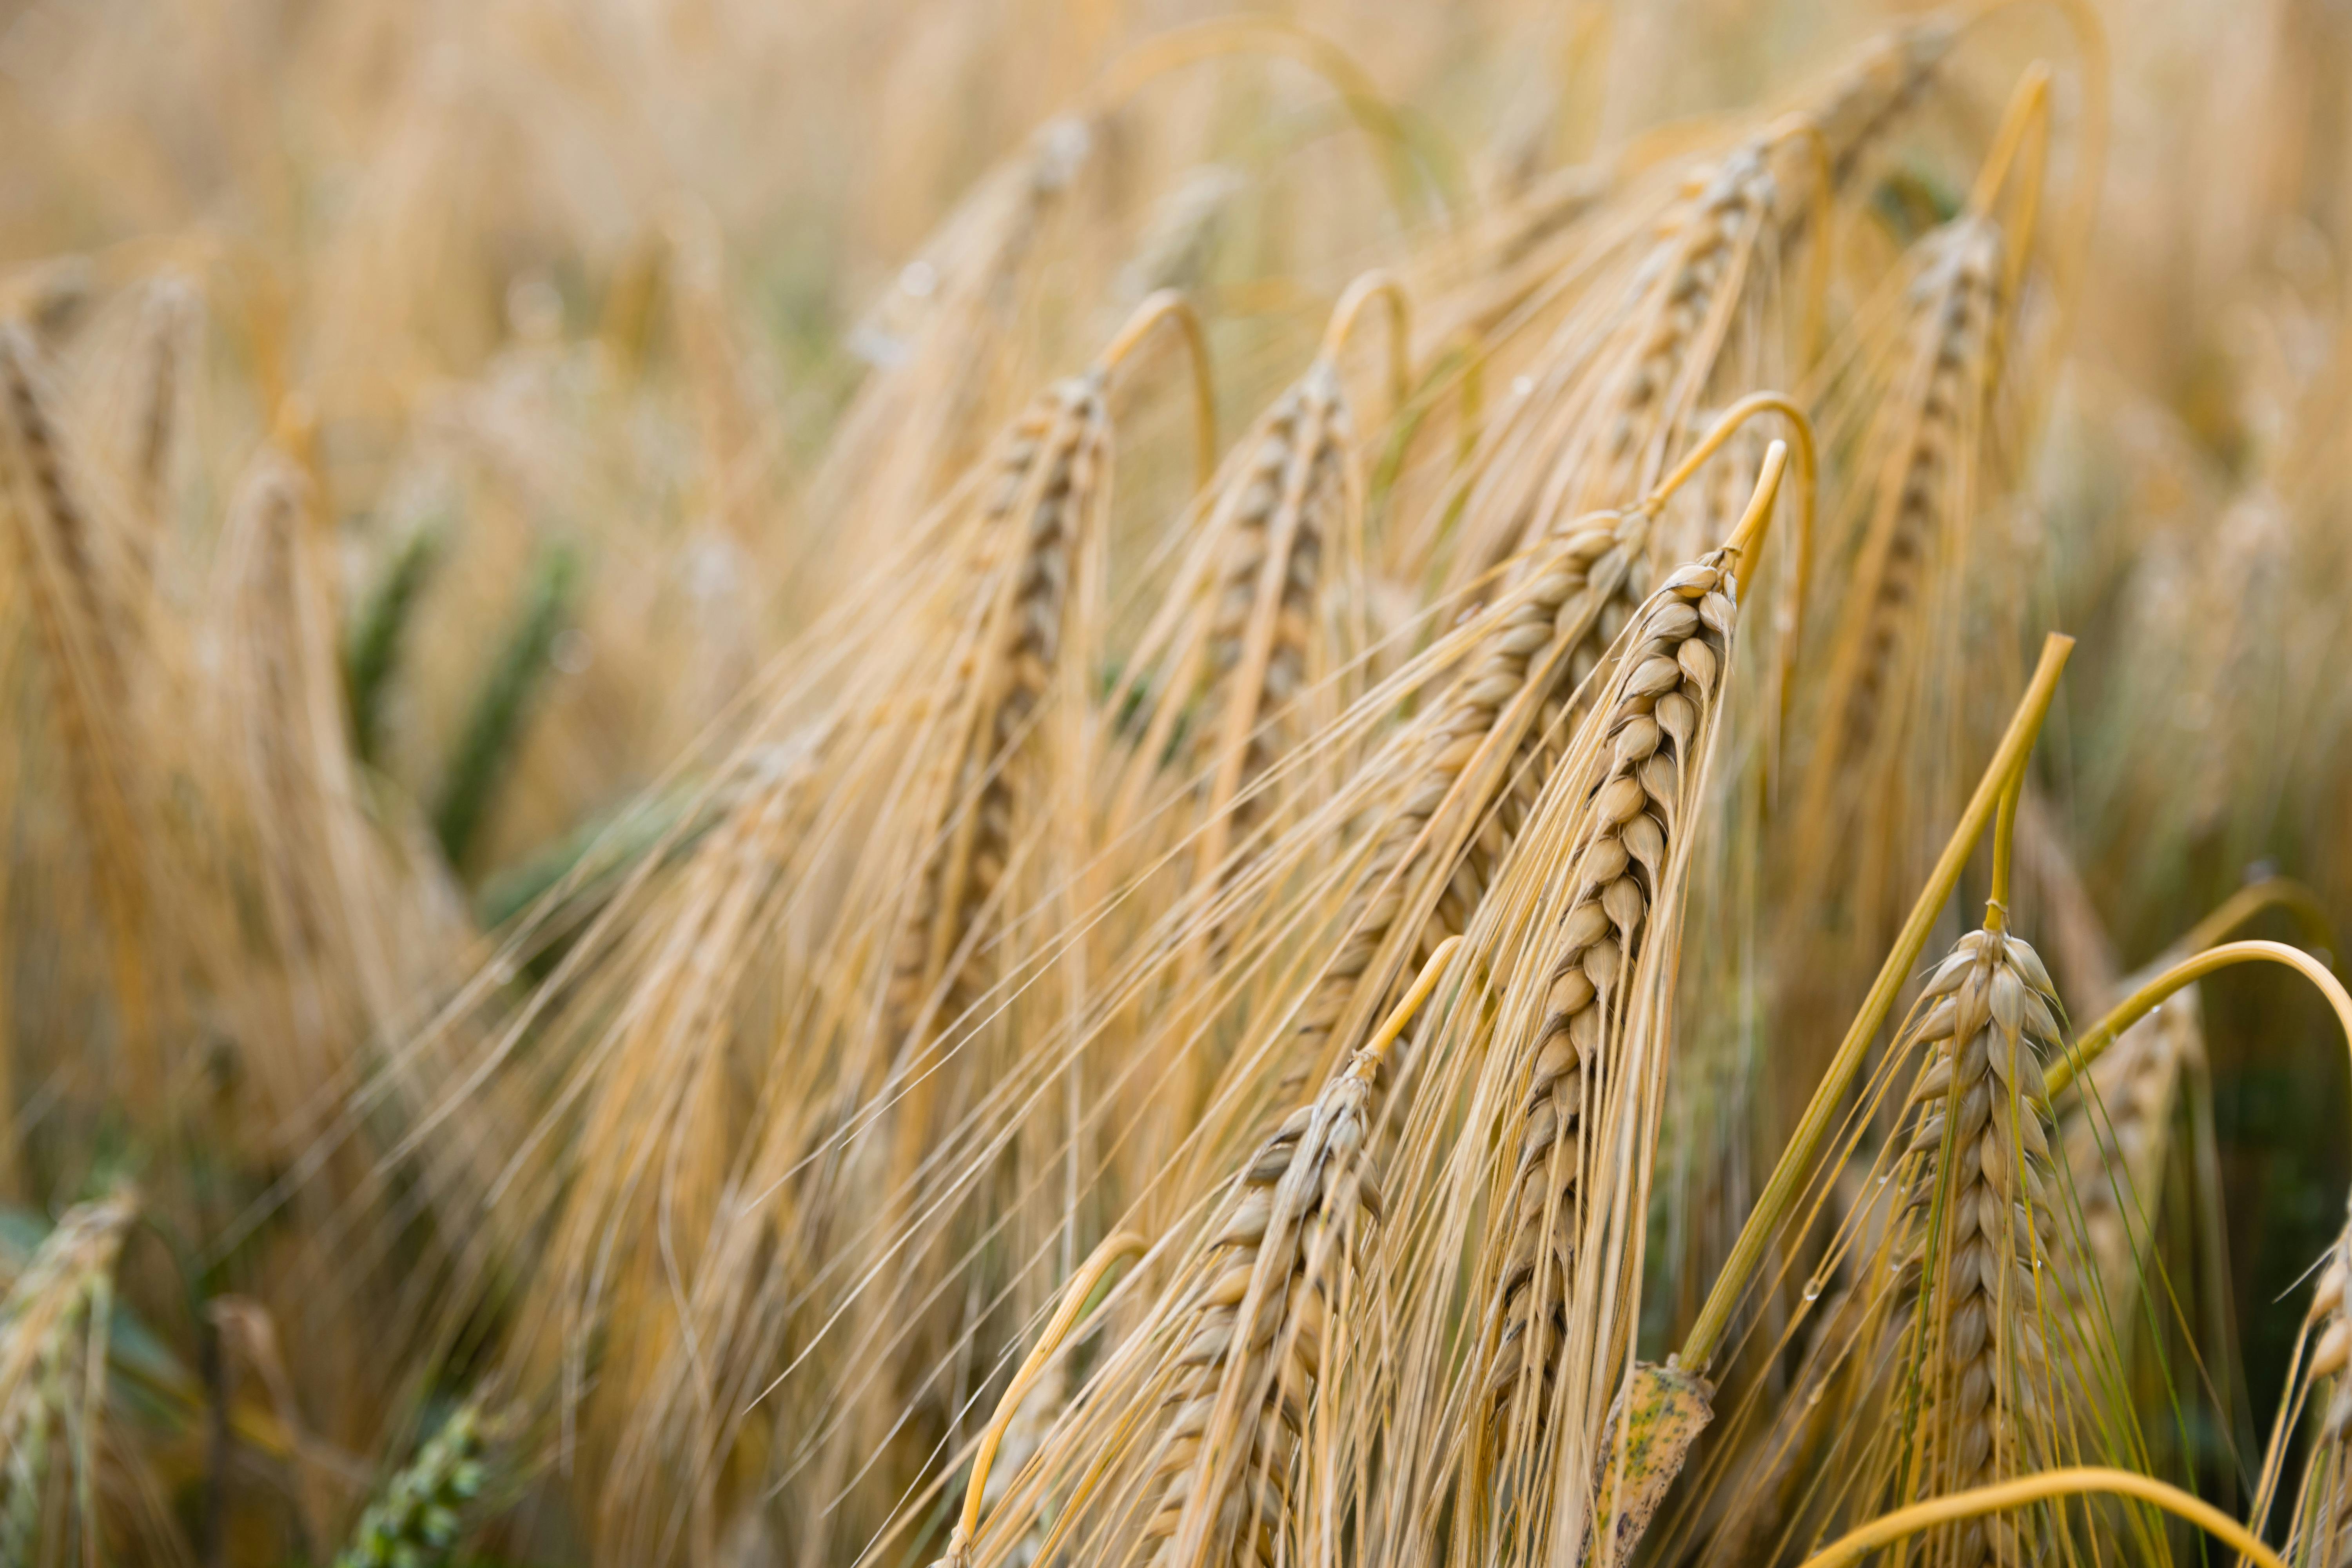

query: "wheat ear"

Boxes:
[334, 1403, 492, 1568]
[1892, 916, 2069, 1566]
[0, 1188, 138, 1564]
[1138, 940, 1459, 1568]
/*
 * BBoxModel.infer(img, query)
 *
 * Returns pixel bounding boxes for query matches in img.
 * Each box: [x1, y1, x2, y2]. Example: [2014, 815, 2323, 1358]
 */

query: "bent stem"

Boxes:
[942, 1230, 1150, 1565]
[2043, 940, 2352, 1105]
[1721, 441, 1790, 564]
[1793, 1467, 2285, 1568]
[1099, 289, 1218, 488]
[1319, 271, 1414, 415]
[1679, 632, 2074, 1371]
[1639, 392, 1821, 731]
[1985, 754, 2025, 936]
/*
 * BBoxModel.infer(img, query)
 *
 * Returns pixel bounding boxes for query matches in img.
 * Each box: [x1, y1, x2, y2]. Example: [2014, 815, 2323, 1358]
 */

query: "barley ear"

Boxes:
[334, 1403, 494, 1568]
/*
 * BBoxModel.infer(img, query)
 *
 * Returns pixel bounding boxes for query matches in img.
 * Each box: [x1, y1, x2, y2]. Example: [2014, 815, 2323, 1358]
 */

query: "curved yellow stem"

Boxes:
[943, 1229, 1149, 1564]
[1966, 62, 2052, 218]
[1098, 290, 1218, 490]
[1985, 755, 2026, 936]
[1681, 632, 2073, 1371]
[1720, 441, 1789, 565]
[1361, 936, 1464, 1071]
[1642, 393, 1817, 551]
[2044, 940, 2352, 1104]
[1319, 271, 1414, 416]
[1794, 1466, 2285, 1568]
[1642, 393, 1821, 723]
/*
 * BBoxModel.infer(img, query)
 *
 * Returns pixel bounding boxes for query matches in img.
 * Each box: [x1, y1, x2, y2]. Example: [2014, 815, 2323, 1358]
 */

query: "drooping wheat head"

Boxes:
[1874, 920, 2092, 1566]
[1472, 550, 1742, 1552]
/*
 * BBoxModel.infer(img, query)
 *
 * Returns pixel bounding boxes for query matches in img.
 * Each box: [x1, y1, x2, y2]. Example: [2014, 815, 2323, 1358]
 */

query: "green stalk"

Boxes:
[432, 543, 579, 875]
[345, 525, 444, 770]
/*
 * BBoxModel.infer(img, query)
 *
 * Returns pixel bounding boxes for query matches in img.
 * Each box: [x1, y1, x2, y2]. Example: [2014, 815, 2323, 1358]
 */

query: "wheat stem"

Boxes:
[2045, 941, 2352, 1103]
[1794, 1467, 2283, 1568]
[1986, 756, 2025, 936]
[1098, 289, 1218, 488]
[1318, 272, 1413, 415]
[941, 1230, 1147, 1566]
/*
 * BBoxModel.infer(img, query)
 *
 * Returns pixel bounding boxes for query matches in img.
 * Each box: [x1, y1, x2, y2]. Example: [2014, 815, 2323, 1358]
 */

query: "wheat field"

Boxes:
[2, 0, 2350, 1564]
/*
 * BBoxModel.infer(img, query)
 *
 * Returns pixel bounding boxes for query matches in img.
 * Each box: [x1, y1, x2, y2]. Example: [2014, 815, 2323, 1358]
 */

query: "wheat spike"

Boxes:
[1174, 360, 1347, 846]
[335, 1403, 492, 1568]
[1798, 217, 2006, 868]
[1138, 944, 1456, 1568]
[1475, 551, 1740, 1526]
[1888, 923, 2070, 1566]
[1436, 142, 1786, 595]
[1269, 512, 1649, 1114]
[880, 371, 1107, 1111]
[0, 323, 156, 1097]
[1103, 345, 1359, 1133]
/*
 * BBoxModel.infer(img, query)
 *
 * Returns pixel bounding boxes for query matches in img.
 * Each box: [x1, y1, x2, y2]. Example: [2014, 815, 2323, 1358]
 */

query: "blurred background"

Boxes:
[1, 0, 2348, 1563]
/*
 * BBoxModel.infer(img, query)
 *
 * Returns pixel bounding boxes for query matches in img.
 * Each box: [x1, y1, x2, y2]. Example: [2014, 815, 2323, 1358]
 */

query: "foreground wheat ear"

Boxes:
[1143, 940, 1461, 1568]
[1478, 456, 1791, 1563]
[1473, 541, 1748, 1550]
[1882, 910, 2074, 1565]
[943, 941, 1459, 1568]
